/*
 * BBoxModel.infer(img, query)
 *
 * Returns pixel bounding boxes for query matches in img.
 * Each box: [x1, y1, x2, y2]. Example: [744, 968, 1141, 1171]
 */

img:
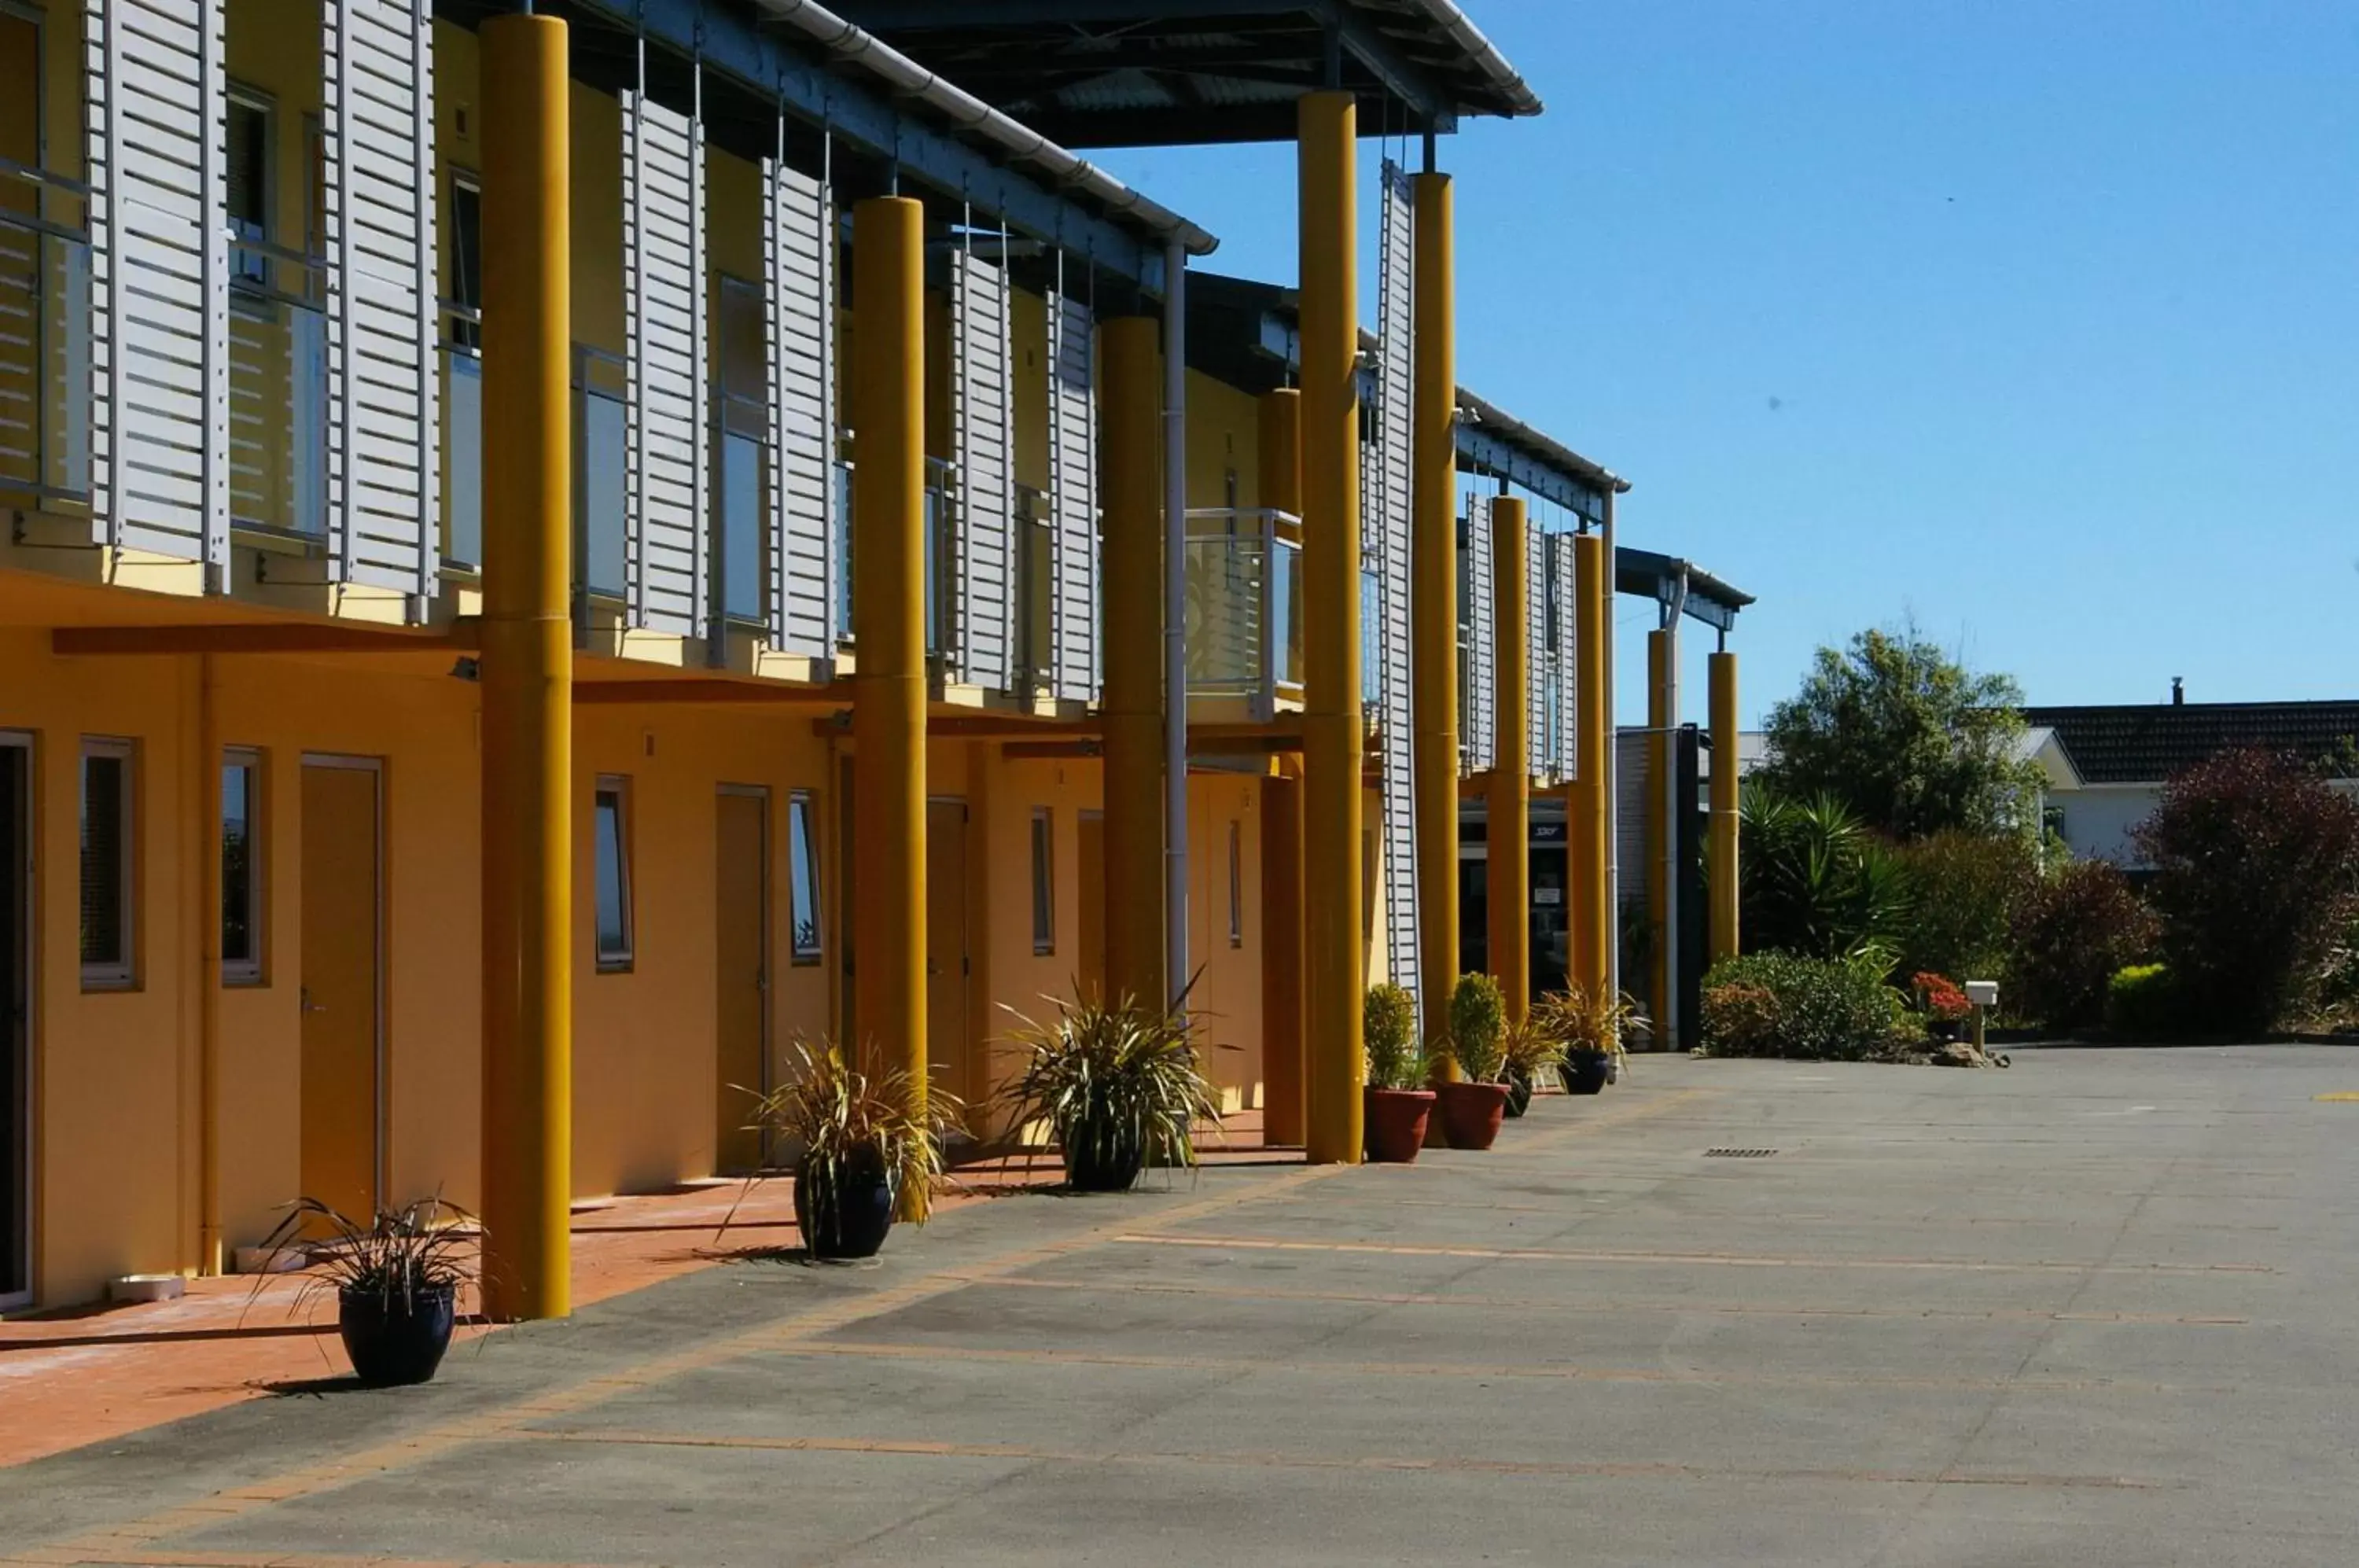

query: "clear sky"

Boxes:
[1090, 1, 2359, 725]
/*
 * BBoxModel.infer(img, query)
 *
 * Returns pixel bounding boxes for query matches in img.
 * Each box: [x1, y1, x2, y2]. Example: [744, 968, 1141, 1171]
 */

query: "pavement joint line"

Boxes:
[1489, 1087, 1717, 1150]
[1106, 1233, 2277, 1274]
[18, 1162, 1355, 1561]
[526, 1426, 2174, 1490]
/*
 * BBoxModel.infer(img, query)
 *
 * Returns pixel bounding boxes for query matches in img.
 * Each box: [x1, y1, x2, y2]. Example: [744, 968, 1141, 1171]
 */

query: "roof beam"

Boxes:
[51, 624, 477, 656]
[573, 679, 853, 705]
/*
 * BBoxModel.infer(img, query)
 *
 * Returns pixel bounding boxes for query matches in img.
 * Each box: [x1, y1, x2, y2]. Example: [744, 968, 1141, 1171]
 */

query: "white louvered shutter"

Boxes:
[1465, 495, 1494, 773]
[623, 89, 706, 639]
[1525, 518, 1547, 782]
[86, 0, 231, 572]
[1047, 276, 1097, 705]
[1555, 533, 1580, 781]
[322, 0, 438, 602]
[1376, 162, 1419, 1005]
[952, 246, 1014, 691]
[766, 143, 835, 663]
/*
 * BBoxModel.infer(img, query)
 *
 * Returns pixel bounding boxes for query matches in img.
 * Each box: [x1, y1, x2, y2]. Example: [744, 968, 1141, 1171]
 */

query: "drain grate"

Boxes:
[1703, 1147, 1777, 1158]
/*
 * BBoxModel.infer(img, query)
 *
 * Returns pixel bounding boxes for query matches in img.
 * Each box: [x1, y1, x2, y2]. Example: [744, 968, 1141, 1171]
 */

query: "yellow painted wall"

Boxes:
[570, 83, 626, 358]
[1186, 771, 1265, 1109]
[1187, 370, 1263, 513]
[1010, 287, 1051, 494]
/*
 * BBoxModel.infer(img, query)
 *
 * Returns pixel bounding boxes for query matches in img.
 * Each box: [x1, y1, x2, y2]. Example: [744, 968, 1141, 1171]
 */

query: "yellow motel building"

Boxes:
[0, 0, 1746, 1316]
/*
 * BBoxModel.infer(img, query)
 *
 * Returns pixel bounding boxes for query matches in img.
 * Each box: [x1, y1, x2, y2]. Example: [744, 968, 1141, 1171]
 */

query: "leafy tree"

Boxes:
[2008, 861, 2158, 1029]
[1758, 626, 2044, 841]
[2133, 748, 2359, 1032]
[1739, 783, 1909, 965]
[1891, 829, 2042, 985]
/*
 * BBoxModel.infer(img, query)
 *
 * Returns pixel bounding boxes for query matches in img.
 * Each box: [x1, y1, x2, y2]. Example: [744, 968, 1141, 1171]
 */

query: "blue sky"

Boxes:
[1092, 2, 2359, 724]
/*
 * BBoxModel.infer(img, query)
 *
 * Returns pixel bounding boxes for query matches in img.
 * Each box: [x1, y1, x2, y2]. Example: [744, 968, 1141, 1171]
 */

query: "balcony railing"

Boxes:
[440, 302, 481, 569]
[226, 237, 326, 536]
[1184, 507, 1301, 719]
[922, 456, 955, 663]
[0, 158, 92, 505]
[574, 345, 627, 603]
[1016, 483, 1052, 690]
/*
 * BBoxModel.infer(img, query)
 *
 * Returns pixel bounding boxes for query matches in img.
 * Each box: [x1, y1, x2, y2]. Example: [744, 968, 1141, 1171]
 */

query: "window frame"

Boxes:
[787, 790, 823, 966]
[1030, 806, 1056, 957]
[592, 776, 635, 974]
[79, 737, 136, 991]
[220, 747, 265, 986]
[1227, 819, 1245, 949]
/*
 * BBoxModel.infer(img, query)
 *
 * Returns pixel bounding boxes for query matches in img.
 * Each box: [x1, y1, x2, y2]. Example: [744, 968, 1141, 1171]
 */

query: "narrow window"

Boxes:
[788, 790, 823, 965]
[1227, 820, 1244, 948]
[1030, 808, 1055, 956]
[226, 93, 273, 285]
[447, 174, 484, 351]
[79, 739, 134, 989]
[594, 778, 633, 972]
[222, 749, 263, 985]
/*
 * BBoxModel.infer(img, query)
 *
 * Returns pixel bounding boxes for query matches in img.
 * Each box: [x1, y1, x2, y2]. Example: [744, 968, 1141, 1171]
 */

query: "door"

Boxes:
[925, 797, 968, 1109]
[300, 760, 381, 1224]
[714, 788, 768, 1173]
[1076, 810, 1106, 1003]
[0, 737, 30, 1308]
[837, 755, 856, 1051]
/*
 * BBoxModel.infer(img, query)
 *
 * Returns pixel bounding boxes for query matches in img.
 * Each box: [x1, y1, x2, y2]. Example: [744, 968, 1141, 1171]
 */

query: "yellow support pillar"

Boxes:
[1411, 171, 1459, 1040]
[1300, 90, 1364, 1165]
[1570, 532, 1610, 1001]
[852, 197, 929, 1123]
[479, 13, 572, 1323]
[1100, 316, 1165, 1014]
[1489, 497, 1531, 1025]
[1646, 629, 1671, 1043]
[1709, 650, 1741, 965]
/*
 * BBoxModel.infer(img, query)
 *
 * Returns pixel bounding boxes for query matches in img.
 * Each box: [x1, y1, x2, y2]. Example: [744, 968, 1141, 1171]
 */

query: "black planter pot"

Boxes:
[1503, 1070, 1535, 1118]
[339, 1283, 456, 1387]
[1560, 1051, 1610, 1096]
[794, 1152, 897, 1261]
[1063, 1124, 1146, 1192]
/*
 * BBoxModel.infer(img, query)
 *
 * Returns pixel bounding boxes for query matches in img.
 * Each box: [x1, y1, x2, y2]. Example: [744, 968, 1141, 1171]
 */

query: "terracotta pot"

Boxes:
[1433, 1080, 1511, 1150]
[1363, 1088, 1436, 1163]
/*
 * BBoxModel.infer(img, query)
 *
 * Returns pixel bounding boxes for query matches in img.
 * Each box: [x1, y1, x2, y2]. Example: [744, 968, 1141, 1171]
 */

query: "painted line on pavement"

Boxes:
[1108, 1233, 2275, 1275]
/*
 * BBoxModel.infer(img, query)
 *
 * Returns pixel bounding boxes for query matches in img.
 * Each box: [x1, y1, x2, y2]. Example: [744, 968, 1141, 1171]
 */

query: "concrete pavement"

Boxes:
[6, 1047, 2358, 1565]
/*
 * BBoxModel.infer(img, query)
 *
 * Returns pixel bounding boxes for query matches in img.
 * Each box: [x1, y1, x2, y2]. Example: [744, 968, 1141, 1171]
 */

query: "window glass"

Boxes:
[722, 433, 763, 622]
[1031, 808, 1054, 955]
[1228, 820, 1244, 948]
[79, 743, 132, 985]
[594, 782, 632, 970]
[227, 97, 270, 285]
[789, 793, 822, 964]
[222, 753, 262, 982]
[448, 177, 483, 351]
[583, 392, 627, 595]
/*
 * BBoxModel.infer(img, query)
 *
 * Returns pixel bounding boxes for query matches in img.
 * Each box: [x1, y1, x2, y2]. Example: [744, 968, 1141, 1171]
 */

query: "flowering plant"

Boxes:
[1911, 971, 1973, 1022]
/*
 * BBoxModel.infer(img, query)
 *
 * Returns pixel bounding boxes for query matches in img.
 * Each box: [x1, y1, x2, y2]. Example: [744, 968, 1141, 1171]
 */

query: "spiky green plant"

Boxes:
[999, 992, 1226, 1176]
[731, 1036, 960, 1228]
[1536, 981, 1649, 1070]
[1500, 1014, 1569, 1083]
[1364, 983, 1424, 1090]
[247, 1193, 476, 1320]
[1446, 971, 1508, 1083]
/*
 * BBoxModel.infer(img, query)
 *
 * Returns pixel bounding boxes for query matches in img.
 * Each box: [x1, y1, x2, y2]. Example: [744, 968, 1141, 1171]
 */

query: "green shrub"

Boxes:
[1893, 829, 2041, 984]
[2009, 861, 2158, 1029]
[1700, 952, 1912, 1061]
[1446, 972, 1507, 1083]
[2105, 964, 2179, 1037]
[1363, 984, 1422, 1091]
[1740, 784, 1909, 961]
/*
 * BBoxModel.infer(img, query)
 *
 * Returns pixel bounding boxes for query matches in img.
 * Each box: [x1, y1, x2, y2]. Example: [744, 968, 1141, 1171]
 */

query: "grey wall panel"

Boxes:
[1376, 161, 1419, 1010]
[951, 246, 1014, 691]
[623, 90, 707, 639]
[1555, 532, 1579, 782]
[322, 0, 438, 601]
[1047, 282, 1097, 705]
[766, 149, 835, 663]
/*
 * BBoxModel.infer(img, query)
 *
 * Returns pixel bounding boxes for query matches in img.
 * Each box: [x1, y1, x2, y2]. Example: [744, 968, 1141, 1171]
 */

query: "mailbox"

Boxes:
[1963, 980, 2000, 1010]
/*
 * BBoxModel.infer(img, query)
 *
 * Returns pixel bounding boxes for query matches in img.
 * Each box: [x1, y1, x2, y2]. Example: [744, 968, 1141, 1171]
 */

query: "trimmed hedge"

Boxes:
[2105, 963, 2179, 1038]
[1702, 952, 1913, 1062]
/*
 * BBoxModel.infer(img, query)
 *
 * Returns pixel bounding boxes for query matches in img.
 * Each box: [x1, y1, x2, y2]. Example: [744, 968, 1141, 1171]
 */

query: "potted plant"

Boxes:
[1499, 1015, 1568, 1118]
[738, 1037, 957, 1260]
[1362, 982, 1433, 1162]
[1434, 973, 1513, 1150]
[1000, 992, 1225, 1192]
[1537, 982, 1646, 1095]
[251, 1194, 473, 1387]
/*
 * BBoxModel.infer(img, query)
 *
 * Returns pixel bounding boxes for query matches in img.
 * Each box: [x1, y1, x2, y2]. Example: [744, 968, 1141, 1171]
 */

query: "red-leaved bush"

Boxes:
[2008, 862, 2158, 1029]
[2132, 748, 2359, 1033]
[1911, 971, 1972, 1022]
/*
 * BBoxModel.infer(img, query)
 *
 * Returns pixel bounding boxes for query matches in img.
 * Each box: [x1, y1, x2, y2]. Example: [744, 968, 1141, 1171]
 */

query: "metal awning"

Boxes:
[1616, 547, 1754, 634]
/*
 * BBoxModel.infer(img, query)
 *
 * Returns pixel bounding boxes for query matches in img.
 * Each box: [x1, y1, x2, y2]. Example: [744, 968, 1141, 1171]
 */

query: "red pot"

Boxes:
[1433, 1080, 1511, 1151]
[1363, 1088, 1436, 1163]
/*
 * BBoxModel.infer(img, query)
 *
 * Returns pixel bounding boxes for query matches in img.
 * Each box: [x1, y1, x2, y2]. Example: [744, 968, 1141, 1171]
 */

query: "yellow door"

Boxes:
[1076, 811, 1106, 1004]
[925, 797, 968, 1110]
[300, 761, 380, 1224]
[714, 789, 768, 1173]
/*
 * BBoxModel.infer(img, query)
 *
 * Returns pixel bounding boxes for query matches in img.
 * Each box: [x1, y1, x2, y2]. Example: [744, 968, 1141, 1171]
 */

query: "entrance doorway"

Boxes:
[1, 735, 29, 1308]
[714, 786, 768, 1174]
[1076, 810, 1105, 1003]
[300, 759, 381, 1223]
[925, 797, 969, 1110]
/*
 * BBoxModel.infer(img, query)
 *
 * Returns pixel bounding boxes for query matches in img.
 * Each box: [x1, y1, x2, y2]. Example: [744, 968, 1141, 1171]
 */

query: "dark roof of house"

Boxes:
[2024, 701, 2359, 786]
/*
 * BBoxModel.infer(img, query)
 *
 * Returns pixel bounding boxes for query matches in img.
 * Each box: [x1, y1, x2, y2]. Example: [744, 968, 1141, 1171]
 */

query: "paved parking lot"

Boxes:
[7, 1046, 2358, 1566]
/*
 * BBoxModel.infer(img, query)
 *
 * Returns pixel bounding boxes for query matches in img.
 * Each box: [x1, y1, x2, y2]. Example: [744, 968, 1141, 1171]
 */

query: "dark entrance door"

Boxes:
[2, 738, 31, 1305]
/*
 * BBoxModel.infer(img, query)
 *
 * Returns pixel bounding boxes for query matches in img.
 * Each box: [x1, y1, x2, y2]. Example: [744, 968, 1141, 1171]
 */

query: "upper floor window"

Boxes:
[227, 91, 274, 287]
[447, 173, 483, 352]
[80, 739, 135, 990]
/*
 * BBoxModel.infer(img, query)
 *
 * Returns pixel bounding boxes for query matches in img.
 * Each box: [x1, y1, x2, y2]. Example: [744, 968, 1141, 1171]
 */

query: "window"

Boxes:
[788, 791, 823, 965]
[79, 739, 134, 988]
[447, 174, 483, 351]
[1030, 808, 1055, 956]
[716, 276, 767, 624]
[1227, 820, 1245, 948]
[593, 778, 633, 972]
[226, 92, 273, 285]
[222, 749, 263, 985]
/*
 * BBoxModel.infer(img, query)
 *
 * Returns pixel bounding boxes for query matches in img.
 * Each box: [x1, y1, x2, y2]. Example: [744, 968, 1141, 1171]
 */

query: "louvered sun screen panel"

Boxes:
[623, 90, 707, 639]
[951, 246, 1014, 692]
[1526, 516, 1548, 783]
[1555, 532, 1581, 782]
[1376, 160, 1419, 1008]
[86, 0, 231, 569]
[766, 147, 835, 664]
[1464, 494, 1494, 773]
[322, 0, 438, 601]
[1047, 280, 1098, 705]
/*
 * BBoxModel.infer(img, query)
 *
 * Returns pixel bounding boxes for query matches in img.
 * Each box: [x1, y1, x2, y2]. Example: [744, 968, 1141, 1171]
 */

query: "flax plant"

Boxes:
[729, 1037, 960, 1228]
[998, 991, 1227, 1176]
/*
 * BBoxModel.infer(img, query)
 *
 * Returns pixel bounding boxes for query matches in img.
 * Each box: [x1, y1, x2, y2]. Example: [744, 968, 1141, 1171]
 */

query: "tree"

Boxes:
[2008, 861, 2158, 1029]
[1757, 626, 2044, 841]
[2133, 748, 2359, 1033]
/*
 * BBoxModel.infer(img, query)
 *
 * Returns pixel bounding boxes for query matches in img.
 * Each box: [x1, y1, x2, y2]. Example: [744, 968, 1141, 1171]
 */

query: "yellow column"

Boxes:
[1646, 629, 1670, 1041]
[479, 13, 572, 1322]
[1410, 171, 1459, 1038]
[1100, 316, 1165, 1014]
[1570, 532, 1610, 1000]
[852, 197, 929, 1122]
[1300, 90, 1364, 1165]
[1709, 650, 1740, 965]
[1488, 497, 1530, 1025]
[1259, 766, 1305, 1146]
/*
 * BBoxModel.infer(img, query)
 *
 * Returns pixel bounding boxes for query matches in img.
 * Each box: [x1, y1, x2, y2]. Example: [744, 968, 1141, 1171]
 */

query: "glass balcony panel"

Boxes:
[227, 263, 328, 536]
[1362, 566, 1382, 708]
[1271, 536, 1302, 690]
[719, 429, 764, 623]
[834, 458, 854, 639]
[0, 220, 91, 502]
[580, 390, 627, 598]
[441, 346, 482, 567]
